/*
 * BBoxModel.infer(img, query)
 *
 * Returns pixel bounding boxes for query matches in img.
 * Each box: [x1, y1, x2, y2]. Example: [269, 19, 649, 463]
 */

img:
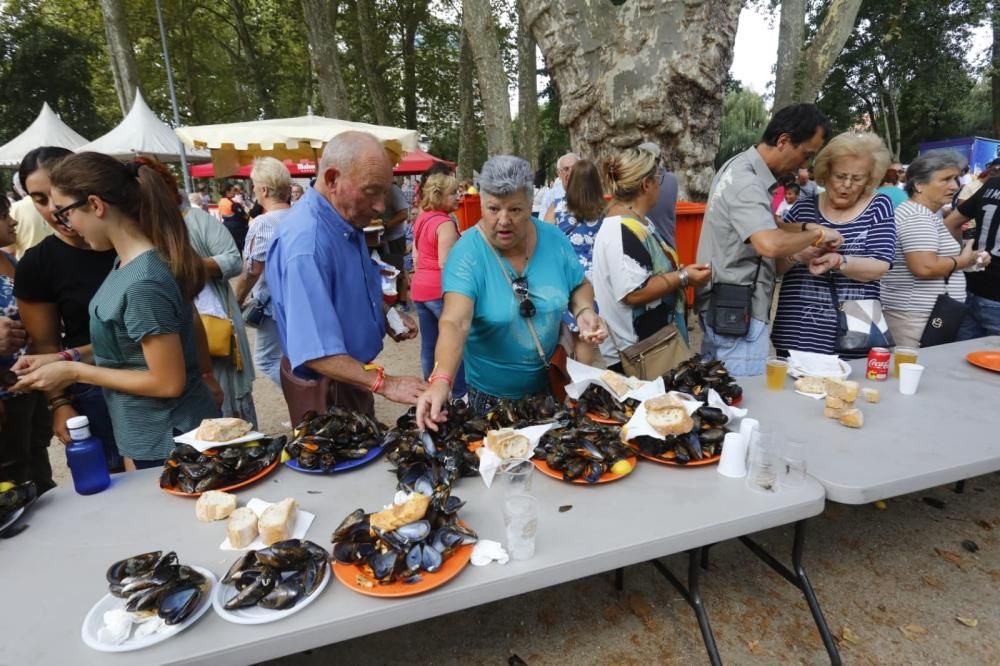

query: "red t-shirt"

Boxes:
[410, 210, 457, 302]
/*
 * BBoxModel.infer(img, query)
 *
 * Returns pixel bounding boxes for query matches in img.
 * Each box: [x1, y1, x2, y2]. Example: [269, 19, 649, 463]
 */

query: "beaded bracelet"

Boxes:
[428, 373, 453, 388]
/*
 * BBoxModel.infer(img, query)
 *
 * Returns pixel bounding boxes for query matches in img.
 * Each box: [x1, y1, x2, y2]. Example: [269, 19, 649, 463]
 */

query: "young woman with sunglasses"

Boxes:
[11, 147, 122, 472]
[415, 155, 607, 430]
[13, 153, 219, 469]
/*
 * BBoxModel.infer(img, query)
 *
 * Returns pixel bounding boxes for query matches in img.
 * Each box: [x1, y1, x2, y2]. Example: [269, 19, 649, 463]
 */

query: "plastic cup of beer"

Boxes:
[893, 347, 918, 378]
[765, 356, 788, 390]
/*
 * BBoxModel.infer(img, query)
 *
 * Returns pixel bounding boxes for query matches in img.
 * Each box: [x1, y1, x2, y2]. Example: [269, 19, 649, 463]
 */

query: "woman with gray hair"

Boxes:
[771, 132, 897, 358]
[415, 155, 607, 427]
[881, 150, 990, 347]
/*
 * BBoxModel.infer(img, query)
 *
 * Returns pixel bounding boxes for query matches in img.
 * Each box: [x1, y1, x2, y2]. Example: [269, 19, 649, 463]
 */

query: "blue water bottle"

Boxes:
[65, 415, 111, 495]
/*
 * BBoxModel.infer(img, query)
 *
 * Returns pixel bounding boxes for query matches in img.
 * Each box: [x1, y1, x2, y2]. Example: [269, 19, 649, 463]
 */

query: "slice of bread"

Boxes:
[196, 417, 252, 442]
[794, 376, 827, 394]
[600, 370, 631, 399]
[861, 388, 880, 404]
[485, 429, 532, 460]
[195, 490, 236, 522]
[227, 507, 258, 548]
[371, 493, 430, 533]
[824, 378, 859, 402]
[259, 498, 297, 546]
[645, 395, 694, 435]
[838, 408, 864, 429]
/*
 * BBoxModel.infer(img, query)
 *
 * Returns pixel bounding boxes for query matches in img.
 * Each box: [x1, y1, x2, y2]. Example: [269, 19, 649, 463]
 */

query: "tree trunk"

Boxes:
[457, 28, 476, 180]
[463, 0, 514, 156]
[773, 0, 806, 111]
[355, 0, 393, 125]
[993, 0, 1000, 138]
[227, 0, 276, 118]
[400, 0, 428, 130]
[522, 0, 742, 200]
[98, 0, 141, 115]
[300, 0, 352, 119]
[516, 8, 539, 171]
[796, 0, 863, 103]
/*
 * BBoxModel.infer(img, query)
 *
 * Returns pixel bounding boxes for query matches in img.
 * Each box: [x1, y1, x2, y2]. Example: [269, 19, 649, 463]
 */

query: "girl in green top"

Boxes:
[13, 153, 220, 468]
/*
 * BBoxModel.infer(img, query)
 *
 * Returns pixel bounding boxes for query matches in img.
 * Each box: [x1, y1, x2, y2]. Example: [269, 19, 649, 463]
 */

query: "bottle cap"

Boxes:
[66, 416, 91, 430]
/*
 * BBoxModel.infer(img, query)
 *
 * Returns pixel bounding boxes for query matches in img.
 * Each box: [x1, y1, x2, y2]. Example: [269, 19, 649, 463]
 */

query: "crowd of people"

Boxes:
[2, 103, 998, 494]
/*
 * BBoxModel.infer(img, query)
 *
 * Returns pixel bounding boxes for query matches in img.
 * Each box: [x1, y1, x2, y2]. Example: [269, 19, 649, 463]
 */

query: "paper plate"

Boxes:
[160, 459, 280, 498]
[333, 543, 473, 598]
[637, 450, 722, 467]
[81, 566, 216, 652]
[211, 564, 330, 624]
[173, 428, 266, 452]
[285, 445, 384, 474]
[966, 351, 1000, 373]
[788, 359, 851, 380]
[532, 455, 637, 484]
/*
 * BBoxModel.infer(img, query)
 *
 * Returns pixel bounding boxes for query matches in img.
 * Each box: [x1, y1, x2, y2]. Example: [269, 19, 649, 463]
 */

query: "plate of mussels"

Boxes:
[0, 480, 37, 531]
[331, 491, 478, 598]
[160, 438, 285, 497]
[82, 552, 215, 652]
[212, 540, 331, 624]
[283, 408, 386, 474]
[531, 419, 637, 484]
[633, 404, 730, 467]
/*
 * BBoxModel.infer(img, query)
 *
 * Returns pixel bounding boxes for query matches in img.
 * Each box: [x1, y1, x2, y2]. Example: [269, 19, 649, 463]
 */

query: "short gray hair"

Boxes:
[478, 155, 534, 199]
[250, 156, 292, 200]
[318, 131, 390, 175]
[904, 150, 967, 196]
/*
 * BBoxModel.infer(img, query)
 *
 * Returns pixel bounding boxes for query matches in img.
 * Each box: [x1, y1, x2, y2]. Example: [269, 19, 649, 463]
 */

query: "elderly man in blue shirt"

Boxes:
[265, 131, 427, 416]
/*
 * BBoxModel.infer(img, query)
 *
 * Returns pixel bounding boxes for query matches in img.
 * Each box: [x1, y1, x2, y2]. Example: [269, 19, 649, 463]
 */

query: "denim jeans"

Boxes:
[255, 316, 283, 386]
[957, 293, 1000, 340]
[700, 316, 770, 377]
[69, 383, 123, 473]
[414, 299, 467, 397]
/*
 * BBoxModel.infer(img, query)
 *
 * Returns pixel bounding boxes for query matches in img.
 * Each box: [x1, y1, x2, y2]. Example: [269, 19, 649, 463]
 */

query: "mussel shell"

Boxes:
[440, 495, 466, 515]
[393, 520, 431, 543]
[224, 567, 276, 610]
[403, 544, 423, 576]
[107, 551, 162, 585]
[223, 551, 259, 584]
[368, 550, 399, 581]
[697, 406, 728, 427]
[421, 543, 443, 572]
[332, 508, 367, 542]
[160, 582, 205, 625]
[258, 571, 305, 610]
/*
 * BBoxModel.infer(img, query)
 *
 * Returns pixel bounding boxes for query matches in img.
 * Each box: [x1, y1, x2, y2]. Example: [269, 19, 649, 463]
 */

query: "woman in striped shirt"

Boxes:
[12, 153, 219, 468]
[771, 133, 897, 358]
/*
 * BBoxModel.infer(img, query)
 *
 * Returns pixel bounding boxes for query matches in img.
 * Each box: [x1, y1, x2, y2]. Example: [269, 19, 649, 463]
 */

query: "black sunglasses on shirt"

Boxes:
[511, 276, 536, 318]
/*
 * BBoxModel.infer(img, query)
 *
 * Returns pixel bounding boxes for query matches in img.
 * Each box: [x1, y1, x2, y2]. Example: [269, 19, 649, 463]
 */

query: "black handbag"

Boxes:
[919, 274, 967, 347]
[826, 276, 894, 354]
[708, 258, 762, 337]
[241, 297, 266, 327]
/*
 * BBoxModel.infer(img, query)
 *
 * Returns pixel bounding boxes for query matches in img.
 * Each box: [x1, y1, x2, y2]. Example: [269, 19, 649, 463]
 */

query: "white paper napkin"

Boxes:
[220, 498, 315, 550]
[563, 358, 648, 401]
[787, 350, 847, 378]
[470, 539, 509, 566]
[477, 423, 558, 488]
[706, 388, 748, 421]
[174, 428, 266, 453]
[795, 389, 826, 400]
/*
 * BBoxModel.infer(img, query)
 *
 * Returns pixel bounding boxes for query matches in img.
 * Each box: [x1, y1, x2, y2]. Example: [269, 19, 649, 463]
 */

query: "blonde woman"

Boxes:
[591, 147, 711, 374]
[411, 173, 466, 396]
[772, 132, 896, 357]
[235, 157, 292, 385]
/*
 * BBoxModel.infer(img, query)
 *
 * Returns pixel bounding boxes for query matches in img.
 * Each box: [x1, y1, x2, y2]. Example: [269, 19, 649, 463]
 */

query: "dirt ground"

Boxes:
[48, 326, 1000, 665]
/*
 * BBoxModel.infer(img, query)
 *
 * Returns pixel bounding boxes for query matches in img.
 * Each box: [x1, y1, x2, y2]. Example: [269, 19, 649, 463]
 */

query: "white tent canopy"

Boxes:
[175, 113, 418, 178]
[79, 90, 208, 163]
[0, 103, 89, 167]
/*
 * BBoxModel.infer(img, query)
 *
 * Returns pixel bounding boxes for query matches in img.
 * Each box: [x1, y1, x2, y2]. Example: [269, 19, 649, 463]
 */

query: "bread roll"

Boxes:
[824, 378, 859, 402]
[259, 498, 297, 546]
[196, 417, 252, 442]
[227, 507, 258, 548]
[645, 395, 693, 436]
[485, 429, 532, 460]
[861, 388, 880, 404]
[824, 396, 845, 410]
[600, 371, 631, 399]
[838, 408, 864, 429]
[794, 376, 827, 394]
[195, 490, 236, 522]
[823, 406, 845, 419]
[371, 493, 430, 532]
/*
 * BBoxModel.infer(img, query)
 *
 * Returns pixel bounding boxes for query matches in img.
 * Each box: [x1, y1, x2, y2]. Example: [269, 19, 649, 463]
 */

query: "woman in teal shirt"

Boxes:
[416, 155, 607, 429]
[13, 154, 219, 468]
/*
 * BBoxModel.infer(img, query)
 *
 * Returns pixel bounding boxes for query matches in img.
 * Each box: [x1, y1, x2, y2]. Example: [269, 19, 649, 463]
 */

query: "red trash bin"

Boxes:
[674, 202, 706, 307]
[454, 193, 481, 232]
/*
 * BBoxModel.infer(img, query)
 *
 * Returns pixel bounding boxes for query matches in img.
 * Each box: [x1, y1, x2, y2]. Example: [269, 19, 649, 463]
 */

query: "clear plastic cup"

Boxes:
[766, 356, 789, 390]
[746, 429, 784, 493]
[899, 363, 924, 395]
[502, 494, 539, 560]
[783, 441, 807, 487]
[498, 458, 534, 497]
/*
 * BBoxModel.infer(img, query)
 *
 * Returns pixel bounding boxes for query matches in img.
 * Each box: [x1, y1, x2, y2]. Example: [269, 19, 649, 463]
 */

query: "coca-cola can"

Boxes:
[866, 347, 890, 381]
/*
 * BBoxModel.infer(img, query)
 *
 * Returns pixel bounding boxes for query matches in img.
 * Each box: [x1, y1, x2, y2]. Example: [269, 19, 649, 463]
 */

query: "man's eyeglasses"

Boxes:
[52, 199, 88, 228]
[512, 276, 536, 318]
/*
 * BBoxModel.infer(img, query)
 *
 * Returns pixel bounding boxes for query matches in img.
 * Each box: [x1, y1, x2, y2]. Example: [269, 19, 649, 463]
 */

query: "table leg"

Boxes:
[739, 520, 841, 666]
[650, 548, 722, 666]
[614, 567, 624, 591]
[954, 480, 966, 494]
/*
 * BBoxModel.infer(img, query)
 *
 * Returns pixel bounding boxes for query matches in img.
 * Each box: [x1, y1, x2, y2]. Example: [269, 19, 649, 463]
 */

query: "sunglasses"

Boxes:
[512, 276, 536, 318]
[52, 199, 88, 228]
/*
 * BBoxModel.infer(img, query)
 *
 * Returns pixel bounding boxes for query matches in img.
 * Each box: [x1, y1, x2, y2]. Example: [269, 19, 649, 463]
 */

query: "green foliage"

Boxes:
[716, 89, 768, 168]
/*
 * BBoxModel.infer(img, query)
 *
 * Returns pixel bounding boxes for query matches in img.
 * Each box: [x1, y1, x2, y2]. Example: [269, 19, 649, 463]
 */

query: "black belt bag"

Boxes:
[708, 258, 762, 338]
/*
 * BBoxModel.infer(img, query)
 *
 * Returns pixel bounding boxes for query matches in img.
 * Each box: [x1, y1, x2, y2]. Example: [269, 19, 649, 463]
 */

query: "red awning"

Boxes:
[393, 149, 455, 175]
[189, 159, 316, 179]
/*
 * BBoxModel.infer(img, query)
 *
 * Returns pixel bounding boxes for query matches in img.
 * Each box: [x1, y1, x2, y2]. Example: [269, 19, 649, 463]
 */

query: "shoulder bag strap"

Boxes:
[478, 225, 549, 367]
[826, 273, 842, 311]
